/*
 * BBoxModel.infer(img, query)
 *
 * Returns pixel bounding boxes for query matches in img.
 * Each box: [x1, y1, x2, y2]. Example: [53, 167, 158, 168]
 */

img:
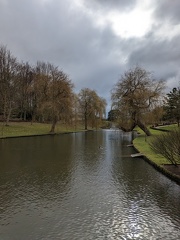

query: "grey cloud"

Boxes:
[154, 0, 180, 24]
[1, 1, 82, 58]
[0, 0, 180, 110]
[0, 0, 126, 105]
[82, 0, 137, 12]
[128, 33, 180, 90]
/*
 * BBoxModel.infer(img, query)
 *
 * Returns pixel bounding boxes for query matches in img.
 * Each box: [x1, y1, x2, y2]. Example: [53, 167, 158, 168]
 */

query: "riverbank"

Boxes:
[133, 125, 180, 184]
[1, 122, 179, 184]
[0, 122, 87, 138]
[1, 129, 179, 239]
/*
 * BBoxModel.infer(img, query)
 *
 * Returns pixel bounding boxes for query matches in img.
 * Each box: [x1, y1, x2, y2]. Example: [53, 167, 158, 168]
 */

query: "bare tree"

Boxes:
[111, 66, 165, 136]
[144, 105, 164, 126]
[78, 88, 106, 130]
[34, 62, 74, 133]
[16, 61, 33, 120]
[0, 45, 18, 125]
[72, 93, 80, 130]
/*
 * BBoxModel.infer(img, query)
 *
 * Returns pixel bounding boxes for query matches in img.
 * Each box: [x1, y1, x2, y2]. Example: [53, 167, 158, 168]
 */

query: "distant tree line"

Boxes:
[0, 45, 106, 132]
[1, 45, 179, 135]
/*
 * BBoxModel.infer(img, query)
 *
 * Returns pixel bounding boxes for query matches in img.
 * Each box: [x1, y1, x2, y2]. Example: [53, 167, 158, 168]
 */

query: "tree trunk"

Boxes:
[85, 113, 87, 130]
[50, 117, 57, 133]
[137, 119, 151, 136]
[31, 112, 35, 125]
[20, 111, 23, 120]
[5, 103, 12, 126]
[120, 121, 136, 132]
[1, 120, 5, 136]
[23, 110, 27, 121]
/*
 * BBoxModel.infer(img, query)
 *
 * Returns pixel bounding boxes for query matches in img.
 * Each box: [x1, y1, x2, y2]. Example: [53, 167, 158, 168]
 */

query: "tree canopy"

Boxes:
[2, 45, 174, 134]
[78, 88, 106, 130]
[111, 66, 165, 135]
[163, 87, 180, 126]
[0, 45, 107, 132]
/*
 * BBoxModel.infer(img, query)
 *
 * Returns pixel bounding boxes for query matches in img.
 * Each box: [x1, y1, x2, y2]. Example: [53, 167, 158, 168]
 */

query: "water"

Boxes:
[0, 130, 179, 240]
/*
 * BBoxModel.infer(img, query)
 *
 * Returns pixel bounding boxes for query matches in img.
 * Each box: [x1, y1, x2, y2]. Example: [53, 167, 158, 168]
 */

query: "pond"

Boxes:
[0, 130, 180, 239]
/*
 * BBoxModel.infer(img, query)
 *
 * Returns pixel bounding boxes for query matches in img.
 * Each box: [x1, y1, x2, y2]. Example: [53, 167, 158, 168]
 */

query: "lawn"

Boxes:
[0, 122, 178, 166]
[0, 121, 86, 138]
[153, 124, 178, 131]
[133, 124, 179, 166]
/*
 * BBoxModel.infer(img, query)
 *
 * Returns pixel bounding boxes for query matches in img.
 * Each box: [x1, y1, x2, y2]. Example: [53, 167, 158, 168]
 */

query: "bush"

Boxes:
[150, 128, 180, 166]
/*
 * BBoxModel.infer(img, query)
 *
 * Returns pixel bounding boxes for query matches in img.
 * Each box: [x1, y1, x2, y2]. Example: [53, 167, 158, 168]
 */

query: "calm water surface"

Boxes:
[0, 130, 180, 240]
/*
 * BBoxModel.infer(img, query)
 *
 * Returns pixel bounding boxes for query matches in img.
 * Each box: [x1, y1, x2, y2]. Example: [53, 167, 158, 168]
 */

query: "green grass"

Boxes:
[153, 124, 178, 131]
[133, 125, 179, 166]
[1, 122, 178, 167]
[0, 122, 86, 138]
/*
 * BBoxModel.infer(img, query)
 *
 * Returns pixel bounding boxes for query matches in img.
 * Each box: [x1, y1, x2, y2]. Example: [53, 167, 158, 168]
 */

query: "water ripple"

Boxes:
[0, 131, 180, 239]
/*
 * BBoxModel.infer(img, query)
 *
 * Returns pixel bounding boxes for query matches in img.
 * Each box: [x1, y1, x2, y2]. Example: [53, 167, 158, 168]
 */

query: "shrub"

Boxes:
[150, 128, 180, 166]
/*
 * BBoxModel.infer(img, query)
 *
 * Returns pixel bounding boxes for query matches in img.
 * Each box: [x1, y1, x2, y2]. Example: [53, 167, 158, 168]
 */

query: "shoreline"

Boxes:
[0, 121, 89, 139]
[133, 144, 180, 185]
[1, 125, 180, 185]
[0, 130, 92, 140]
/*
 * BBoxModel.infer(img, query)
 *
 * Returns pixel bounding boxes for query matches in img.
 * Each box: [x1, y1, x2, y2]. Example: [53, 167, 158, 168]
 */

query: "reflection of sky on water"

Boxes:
[0, 130, 179, 239]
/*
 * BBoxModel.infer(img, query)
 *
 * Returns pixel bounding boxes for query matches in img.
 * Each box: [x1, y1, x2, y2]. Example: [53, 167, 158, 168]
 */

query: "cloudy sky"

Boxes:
[0, 0, 180, 111]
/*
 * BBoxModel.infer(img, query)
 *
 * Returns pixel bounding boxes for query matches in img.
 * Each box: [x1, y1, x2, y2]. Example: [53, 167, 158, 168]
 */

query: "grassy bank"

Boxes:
[133, 124, 180, 184]
[0, 122, 86, 138]
[133, 128, 168, 165]
[133, 125, 178, 166]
